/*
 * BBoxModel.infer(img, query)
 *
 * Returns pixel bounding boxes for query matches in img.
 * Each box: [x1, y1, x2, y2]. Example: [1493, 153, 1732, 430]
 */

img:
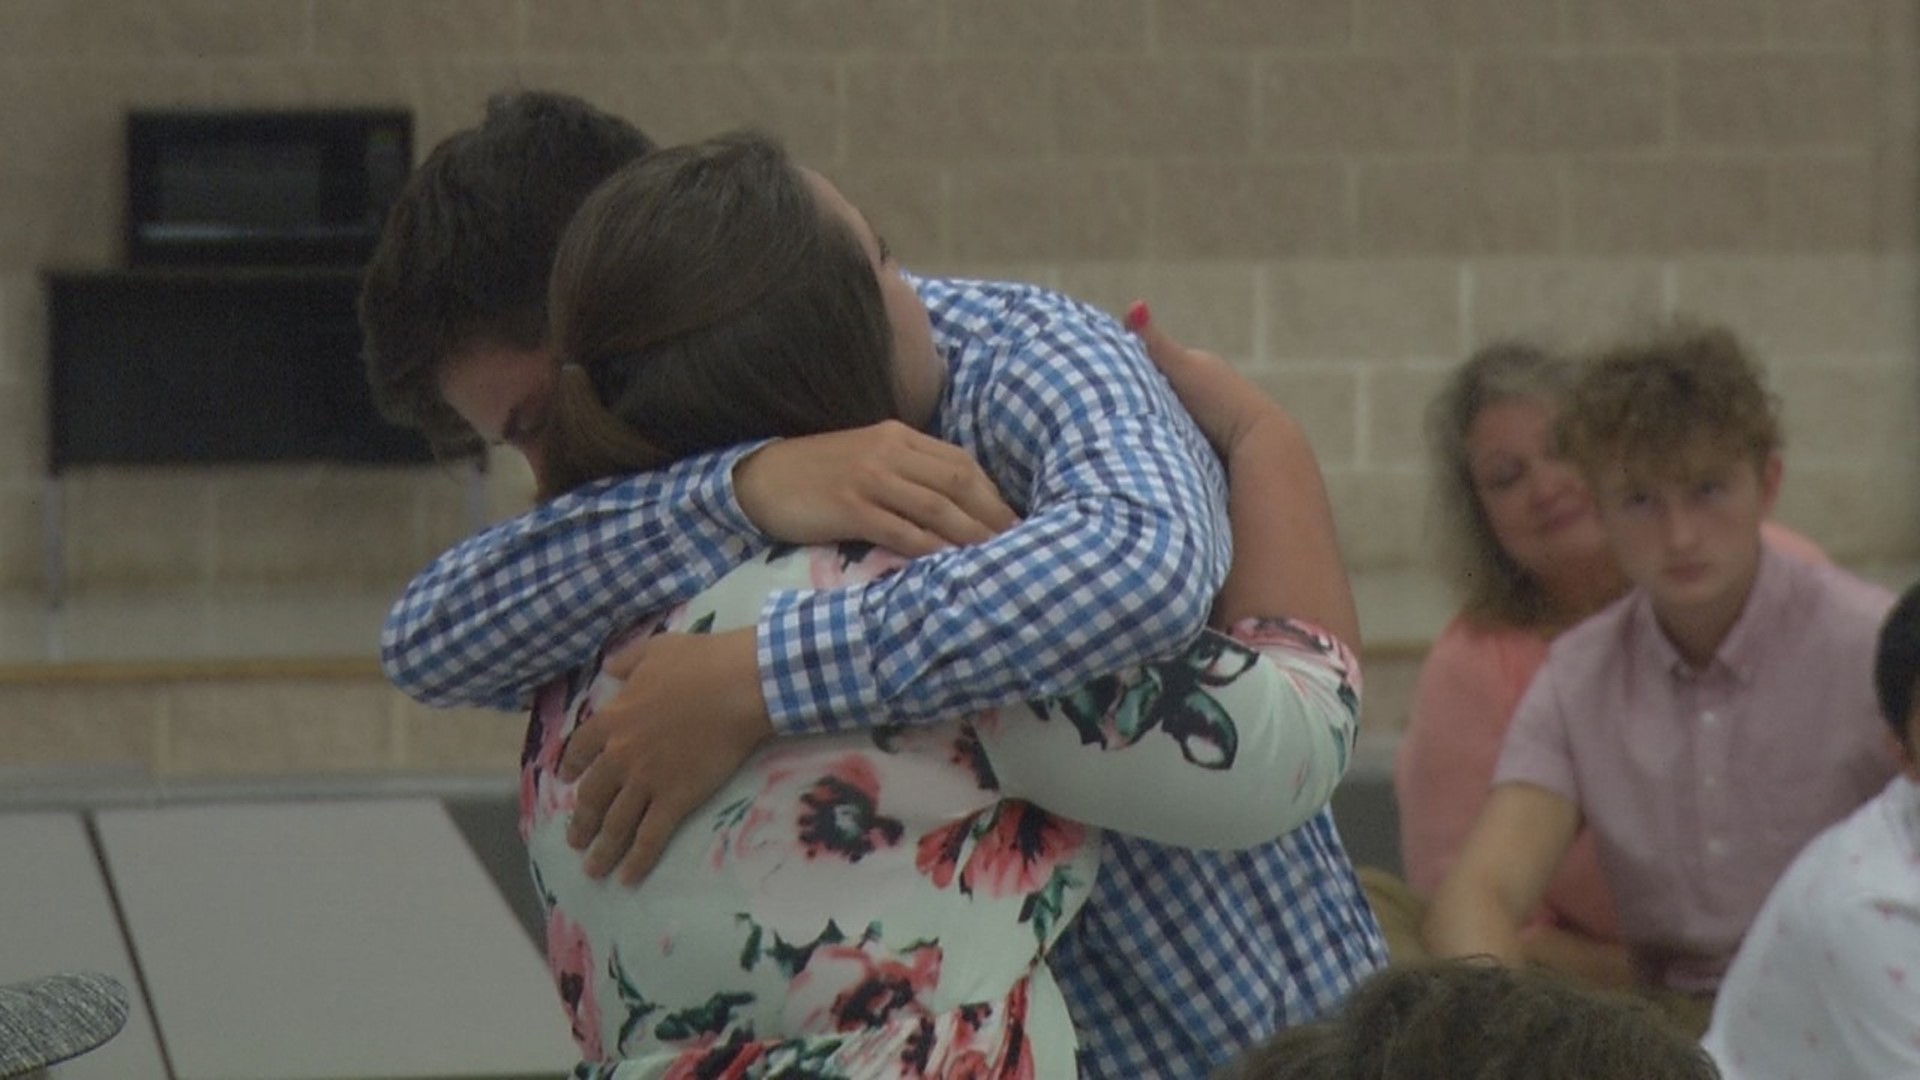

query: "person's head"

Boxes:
[358, 90, 655, 471]
[537, 130, 943, 498]
[1876, 582, 1920, 776]
[1428, 341, 1616, 629]
[1556, 322, 1783, 623]
[1216, 961, 1720, 1080]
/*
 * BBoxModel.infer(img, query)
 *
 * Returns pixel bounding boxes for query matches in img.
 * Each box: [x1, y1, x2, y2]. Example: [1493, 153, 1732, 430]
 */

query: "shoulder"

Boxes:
[1791, 556, 1898, 633]
[1780, 782, 1915, 929]
[1422, 615, 1547, 678]
[918, 274, 1152, 395]
[1533, 594, 1638, 695]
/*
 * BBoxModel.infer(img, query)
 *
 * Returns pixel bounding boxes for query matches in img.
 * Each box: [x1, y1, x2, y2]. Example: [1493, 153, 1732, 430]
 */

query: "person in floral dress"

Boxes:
[500, 131, 1372, 1078]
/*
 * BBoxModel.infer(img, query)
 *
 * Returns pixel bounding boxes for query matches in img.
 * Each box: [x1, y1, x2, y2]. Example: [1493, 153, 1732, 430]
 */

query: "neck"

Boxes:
[1654, 561, 1762, 670]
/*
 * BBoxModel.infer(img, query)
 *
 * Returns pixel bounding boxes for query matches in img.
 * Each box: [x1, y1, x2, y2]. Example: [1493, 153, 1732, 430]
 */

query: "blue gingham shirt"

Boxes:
[382, 276, 1385, 1073]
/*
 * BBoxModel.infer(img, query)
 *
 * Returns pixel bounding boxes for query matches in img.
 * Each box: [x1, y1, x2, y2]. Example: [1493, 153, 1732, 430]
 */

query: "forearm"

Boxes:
[758, 485, 1223, 734]
[1519, 923, 1637, 990]
[979, 615, 1359, 851]
[381, 446, 763, 709]
[1423, 874, 1529, 967]
[1421, 784, 1576, 969]
[1209, 404, 1361, 653]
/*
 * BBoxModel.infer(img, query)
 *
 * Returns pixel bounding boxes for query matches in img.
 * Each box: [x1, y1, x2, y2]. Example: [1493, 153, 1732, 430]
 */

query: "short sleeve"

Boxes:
[1491, 657, 1580, 804]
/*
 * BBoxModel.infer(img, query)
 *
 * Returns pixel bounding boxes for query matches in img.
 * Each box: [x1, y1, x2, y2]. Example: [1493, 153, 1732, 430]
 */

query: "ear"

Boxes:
[1756, 452, 1784, 515]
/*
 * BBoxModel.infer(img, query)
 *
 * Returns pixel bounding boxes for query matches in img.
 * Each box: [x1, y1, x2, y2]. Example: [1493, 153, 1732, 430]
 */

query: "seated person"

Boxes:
[1702, 579, 1920, 1079]
[364, 99, 1384, 1077]
[1215, 959, 1719, 1080]
[1389, 340, 1821, 987]
[1422, 320, 1897, 1036]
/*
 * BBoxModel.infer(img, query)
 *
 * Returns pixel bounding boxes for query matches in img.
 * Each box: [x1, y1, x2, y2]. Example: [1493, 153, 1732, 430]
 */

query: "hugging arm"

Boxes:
[567, 295, 1234, 882]
[979, 618, 1359, 849]
[988, 311, 1363, 849]
[752, 298, 1230, 735]
[381, 423, 1014, 711]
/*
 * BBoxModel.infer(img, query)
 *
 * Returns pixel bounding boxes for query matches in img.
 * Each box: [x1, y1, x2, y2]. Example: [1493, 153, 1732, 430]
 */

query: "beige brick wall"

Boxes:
[0, 0, 1914, 775]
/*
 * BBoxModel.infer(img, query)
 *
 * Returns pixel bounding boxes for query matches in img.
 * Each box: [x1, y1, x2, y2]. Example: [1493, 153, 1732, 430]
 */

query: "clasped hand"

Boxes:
[555, 420, 1016, 887]
[559, 626, 770, 885]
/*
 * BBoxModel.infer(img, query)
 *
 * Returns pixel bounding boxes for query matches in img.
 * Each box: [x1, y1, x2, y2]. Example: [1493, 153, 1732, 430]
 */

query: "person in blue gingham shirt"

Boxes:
[372, 101, 1383, 1075]
[388, 276, 1386, 1077]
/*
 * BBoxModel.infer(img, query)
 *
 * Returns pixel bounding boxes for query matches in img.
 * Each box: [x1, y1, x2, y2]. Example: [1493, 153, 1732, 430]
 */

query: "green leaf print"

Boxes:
[734, 914, 851, 979]
[607, 947, 660, 1055]
[1018, 863, 1082, 945]
[655, 990, 757, 1041]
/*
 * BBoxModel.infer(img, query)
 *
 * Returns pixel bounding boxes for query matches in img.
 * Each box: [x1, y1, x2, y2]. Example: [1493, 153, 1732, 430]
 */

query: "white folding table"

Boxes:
[94, 798, 576, 1080]
[0, 811, 169, 1078]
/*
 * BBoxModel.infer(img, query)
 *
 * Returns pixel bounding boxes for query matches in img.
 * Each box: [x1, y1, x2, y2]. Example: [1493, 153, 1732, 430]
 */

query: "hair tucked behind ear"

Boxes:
[540, 131, 898, 497]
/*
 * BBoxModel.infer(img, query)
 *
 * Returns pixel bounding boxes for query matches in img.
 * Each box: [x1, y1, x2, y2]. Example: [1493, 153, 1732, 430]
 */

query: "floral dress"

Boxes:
[521, 542, 1363, 1079]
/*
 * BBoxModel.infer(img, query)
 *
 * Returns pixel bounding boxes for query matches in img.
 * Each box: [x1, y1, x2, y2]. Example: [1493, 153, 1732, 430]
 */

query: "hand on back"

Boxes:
[735, 420, 1016, 556]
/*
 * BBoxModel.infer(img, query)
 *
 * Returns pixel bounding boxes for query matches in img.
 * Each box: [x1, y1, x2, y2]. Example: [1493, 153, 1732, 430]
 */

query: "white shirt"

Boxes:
[1704, 775, 1920, 1079]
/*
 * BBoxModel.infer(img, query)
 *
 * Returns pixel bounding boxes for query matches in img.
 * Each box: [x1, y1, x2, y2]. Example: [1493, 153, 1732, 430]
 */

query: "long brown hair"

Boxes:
[541, 131, 899, 497]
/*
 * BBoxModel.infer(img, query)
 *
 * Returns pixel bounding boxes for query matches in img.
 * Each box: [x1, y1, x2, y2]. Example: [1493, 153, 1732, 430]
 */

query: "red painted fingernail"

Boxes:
[1124, 300, 1151, 332]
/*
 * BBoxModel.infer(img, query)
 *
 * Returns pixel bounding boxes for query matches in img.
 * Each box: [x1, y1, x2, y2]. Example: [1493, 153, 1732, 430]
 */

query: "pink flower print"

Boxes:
[520, 679, 573, 834]
[660, 1036, 767, 1080]
[916, 801, 1086, 898]
[544, 906, 603, 1059]
[929, 979, 1035, 1080]
[916, 816, 971, 890]
[789, 940, 942, 1035]
[963, 802, 1086, 898]
[826, 946, 942, 1031]
[795, 755, 905, 862]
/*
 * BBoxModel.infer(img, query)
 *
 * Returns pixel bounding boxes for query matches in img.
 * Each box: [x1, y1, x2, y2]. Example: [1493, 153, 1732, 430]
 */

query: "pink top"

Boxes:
[1396, 523, 1830, 945]
[1397, 619, 1620, 940]
[1495, 547, 1896, 992]
[1703, 777, 1920, 1080]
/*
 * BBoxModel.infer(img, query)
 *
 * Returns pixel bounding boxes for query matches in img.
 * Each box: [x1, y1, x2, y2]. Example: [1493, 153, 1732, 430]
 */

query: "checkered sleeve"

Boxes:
[759, 285, 1232, 734]
[379, 442, 767, 710]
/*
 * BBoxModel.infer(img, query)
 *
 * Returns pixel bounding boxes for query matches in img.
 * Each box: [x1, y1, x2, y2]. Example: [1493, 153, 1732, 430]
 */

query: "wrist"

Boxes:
[722, 628, 775, 748]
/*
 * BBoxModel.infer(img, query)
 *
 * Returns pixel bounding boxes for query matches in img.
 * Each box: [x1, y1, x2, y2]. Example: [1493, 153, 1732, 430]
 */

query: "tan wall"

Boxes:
[0, 1, 1915, 773]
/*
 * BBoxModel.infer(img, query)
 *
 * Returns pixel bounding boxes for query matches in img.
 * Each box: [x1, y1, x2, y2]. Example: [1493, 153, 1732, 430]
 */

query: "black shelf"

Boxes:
[44, 267, 432, 473]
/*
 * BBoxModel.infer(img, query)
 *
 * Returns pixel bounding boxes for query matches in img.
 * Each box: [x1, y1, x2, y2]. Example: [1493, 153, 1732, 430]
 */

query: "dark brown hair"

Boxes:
[1426, 340, 1583, 628]
[1217, 961, 1720, 1080]
[1557, 321, 1781, 486]
[357, 90, 655, 461]
[540, 131, 898, 497]
[1877, 581, 1920, 749]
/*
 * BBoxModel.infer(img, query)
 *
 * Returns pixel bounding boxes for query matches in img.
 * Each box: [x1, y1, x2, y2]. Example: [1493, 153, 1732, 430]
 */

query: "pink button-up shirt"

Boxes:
[1496, 547, 1896, 992]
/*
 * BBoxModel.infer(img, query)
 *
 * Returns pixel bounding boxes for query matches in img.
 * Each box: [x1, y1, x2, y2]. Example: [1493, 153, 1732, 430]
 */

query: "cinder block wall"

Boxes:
[0, 0, 1914, 775]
